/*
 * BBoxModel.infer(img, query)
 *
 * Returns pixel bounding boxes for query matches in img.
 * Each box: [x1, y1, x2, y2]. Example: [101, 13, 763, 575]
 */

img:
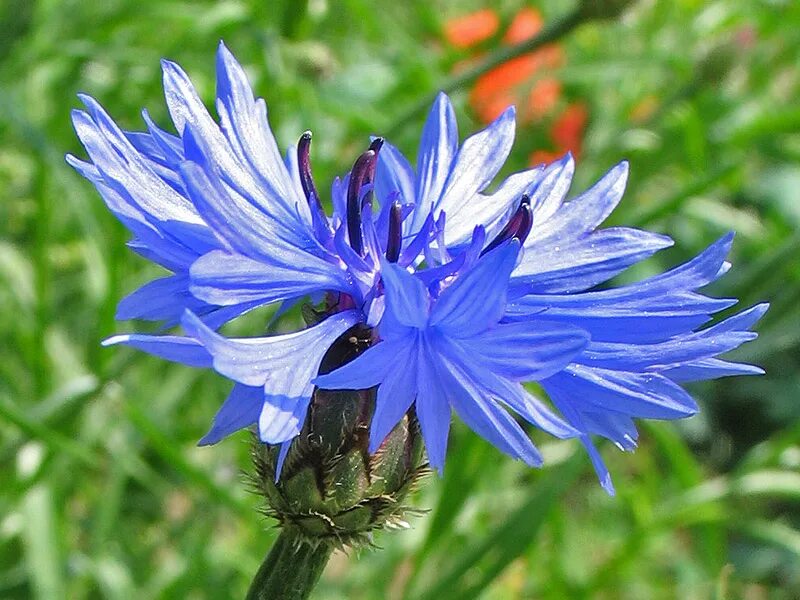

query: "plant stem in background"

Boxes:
[246, 531, 333, 600]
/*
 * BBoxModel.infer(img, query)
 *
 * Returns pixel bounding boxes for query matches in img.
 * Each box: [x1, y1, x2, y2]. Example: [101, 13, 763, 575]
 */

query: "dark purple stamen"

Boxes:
[386, 201, 402, 263]
[346, 139, 384, 256]
[346, 150, 376, 256]
[368, 137, 384, 163]
[297, 131, 323, 211]
[481, 195, 532, 256]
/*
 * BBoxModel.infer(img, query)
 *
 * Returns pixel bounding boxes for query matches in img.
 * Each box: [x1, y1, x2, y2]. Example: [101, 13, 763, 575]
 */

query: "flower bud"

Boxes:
[251, 318, 429, 549]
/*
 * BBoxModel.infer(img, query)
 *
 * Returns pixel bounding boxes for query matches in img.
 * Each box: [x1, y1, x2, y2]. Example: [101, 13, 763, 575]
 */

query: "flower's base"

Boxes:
[250, 402, 429, 549]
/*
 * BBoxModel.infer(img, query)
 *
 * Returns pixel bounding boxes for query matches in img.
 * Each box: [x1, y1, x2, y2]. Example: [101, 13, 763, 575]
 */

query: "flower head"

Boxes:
[72, 44, 765, 494]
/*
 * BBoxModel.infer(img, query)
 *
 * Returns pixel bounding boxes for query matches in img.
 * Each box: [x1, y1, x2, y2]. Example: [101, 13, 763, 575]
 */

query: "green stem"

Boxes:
[246, 531, 333, 600]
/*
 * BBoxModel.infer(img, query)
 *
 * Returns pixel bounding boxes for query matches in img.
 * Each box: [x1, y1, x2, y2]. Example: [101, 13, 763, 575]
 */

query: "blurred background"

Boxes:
[1, 0, 799, 597]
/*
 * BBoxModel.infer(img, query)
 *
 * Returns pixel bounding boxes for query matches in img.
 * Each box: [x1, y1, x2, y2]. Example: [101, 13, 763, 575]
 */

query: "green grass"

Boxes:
[2, 0, 800, 597]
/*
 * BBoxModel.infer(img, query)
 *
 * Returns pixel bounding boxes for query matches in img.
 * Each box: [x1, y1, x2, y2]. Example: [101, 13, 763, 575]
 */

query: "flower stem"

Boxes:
[246, 531, 333, 600]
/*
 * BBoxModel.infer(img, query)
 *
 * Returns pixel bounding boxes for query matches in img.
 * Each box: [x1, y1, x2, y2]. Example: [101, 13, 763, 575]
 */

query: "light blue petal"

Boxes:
[413, 92, 458, 230]
[102, 333, 212, 368]
[258, 392, 311, 444]
[664, 358, 765, 382]
[375, 140, 416, 210]
[528, 153, 574, 223]
[179, 135, 319, 258]
[214, 43, 309, 225]
[73, 98, 202, 227]
[162, 56, 310, 237]
[529, 161, 629, 246]
[189, 250, 353, 307]
[437, 106, 516, 221]
[444, 166, 543, 246]
[199, 384, 262, 445]
[181, 309, 359, 387]
[514, 228, 673, 293]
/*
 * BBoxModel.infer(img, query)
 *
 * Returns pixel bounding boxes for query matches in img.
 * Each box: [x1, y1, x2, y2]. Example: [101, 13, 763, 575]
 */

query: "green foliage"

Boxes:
[1, 0, 799, 597]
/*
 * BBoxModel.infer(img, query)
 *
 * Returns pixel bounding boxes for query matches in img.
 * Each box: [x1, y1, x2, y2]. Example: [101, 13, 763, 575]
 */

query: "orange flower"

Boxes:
[551, 102, 588, 155]
[527, 77, 562, 121]
[444, 9, 499, 49]
[470, 54, 541, 122]
[504, 7, 544, 44]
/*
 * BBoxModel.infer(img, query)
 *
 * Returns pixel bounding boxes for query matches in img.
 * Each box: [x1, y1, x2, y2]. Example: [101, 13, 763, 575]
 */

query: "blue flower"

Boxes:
[74, 44, 765, 494]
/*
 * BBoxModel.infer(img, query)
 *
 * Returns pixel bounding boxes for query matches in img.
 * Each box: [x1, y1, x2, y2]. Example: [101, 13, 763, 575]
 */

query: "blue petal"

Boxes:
[416, 339, 452, 473]
[547, 390, 616, 495]
[433, 338, 542, 466]
[413, 92, 458, 232]
[578, 304, 766, 371]
[435, 106, 517, 235]
[116, 273, 206, 323]
[189, 249, 353, 307]
[514, 228, 674, 293]
[430, 242, 519, 336]
[582, 435, 616, 496]
[368, 342, 418, 453]
[275, 441, 292, 481]
[664, 358, 765, 382]
[460, 319, 589, 380]
[438, 338, 578, 438]
[375, 140, 416, 211]
[380, 261, 430, 329]
[500, 384, 579, 439]
[580, 410, 638, 451]
[314, 333, 415, 390]
[544, 365, 698, 420]
[528, 153, 574, 223]
[180, 309, 359, 387]
[102, 333, 212, 368]
[529, 161, 629, 246]
[199, 384, 263, 445]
